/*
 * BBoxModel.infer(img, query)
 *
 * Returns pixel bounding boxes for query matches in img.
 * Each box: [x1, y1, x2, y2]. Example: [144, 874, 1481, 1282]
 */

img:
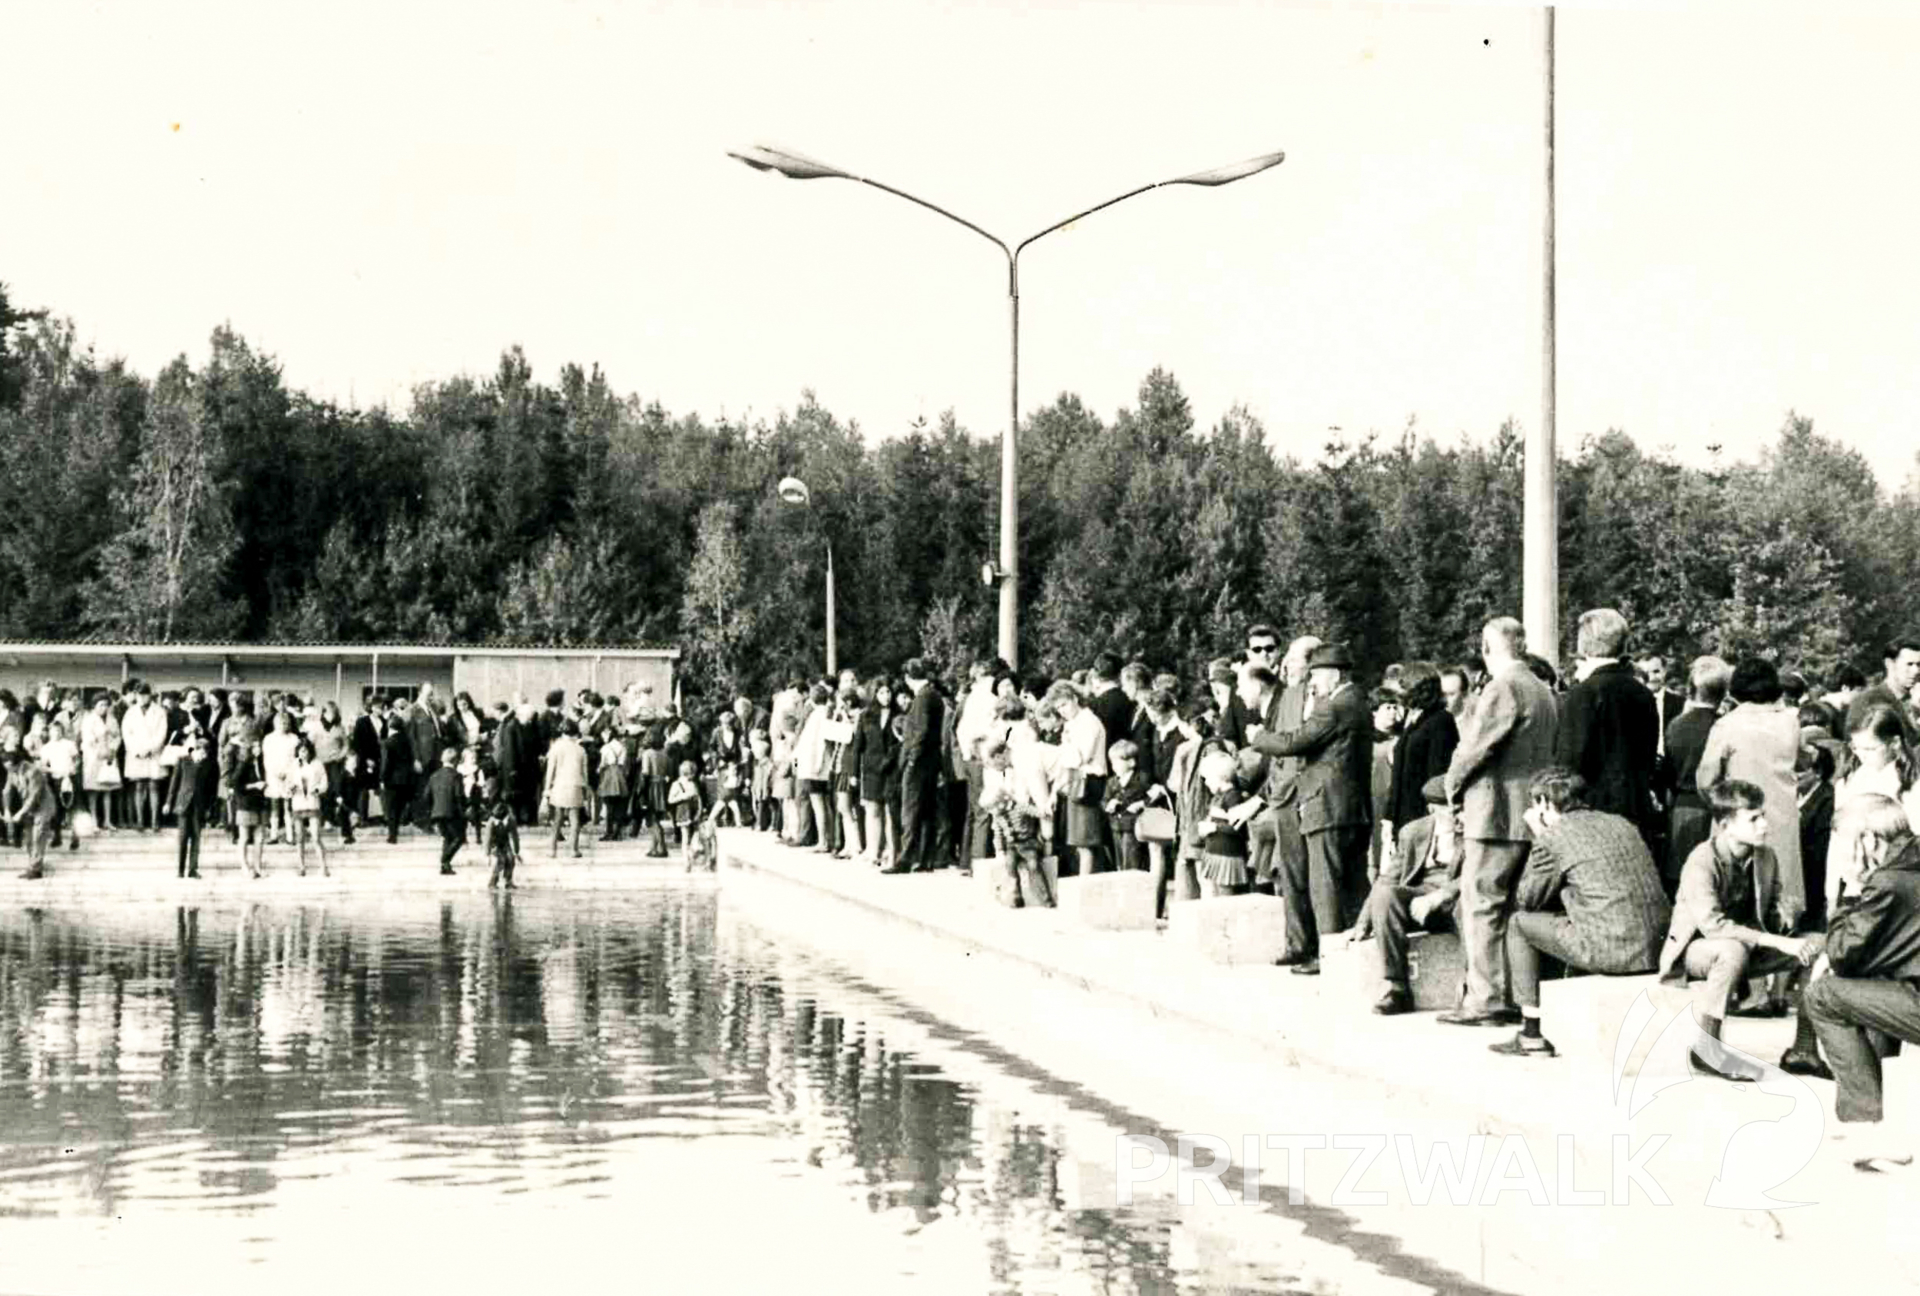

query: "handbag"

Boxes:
[1067, 768, 1106, 805]
[93, 763, 122, 791]
[1134, 807, 1178, 844]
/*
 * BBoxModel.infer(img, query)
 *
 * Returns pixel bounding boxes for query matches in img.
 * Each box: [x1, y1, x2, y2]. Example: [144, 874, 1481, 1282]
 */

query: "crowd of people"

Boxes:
[3, 616, 1920, 1169]
[0, 678, 722, 886]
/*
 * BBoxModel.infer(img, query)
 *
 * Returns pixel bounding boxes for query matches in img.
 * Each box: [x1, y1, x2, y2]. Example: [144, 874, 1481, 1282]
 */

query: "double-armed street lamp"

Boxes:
[731, 144, 1285, 671]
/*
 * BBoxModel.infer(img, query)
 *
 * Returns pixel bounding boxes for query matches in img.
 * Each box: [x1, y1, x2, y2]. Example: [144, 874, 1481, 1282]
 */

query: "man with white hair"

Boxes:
[1556, 608, 1660, 842]
[1440, 616, 1560, 1026]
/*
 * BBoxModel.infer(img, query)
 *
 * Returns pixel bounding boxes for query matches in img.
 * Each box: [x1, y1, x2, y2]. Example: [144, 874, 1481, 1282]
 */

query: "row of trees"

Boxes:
[2, 283, 1916, 708]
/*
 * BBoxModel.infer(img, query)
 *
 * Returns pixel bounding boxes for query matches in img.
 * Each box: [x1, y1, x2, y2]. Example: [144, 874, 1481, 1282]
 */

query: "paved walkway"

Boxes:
[0, 824, 704, 900]
[717, 827, 1920, 1295]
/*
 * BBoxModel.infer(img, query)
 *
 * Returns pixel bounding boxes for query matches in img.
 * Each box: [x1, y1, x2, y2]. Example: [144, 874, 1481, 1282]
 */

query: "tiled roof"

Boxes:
[0, 639, 679, 656]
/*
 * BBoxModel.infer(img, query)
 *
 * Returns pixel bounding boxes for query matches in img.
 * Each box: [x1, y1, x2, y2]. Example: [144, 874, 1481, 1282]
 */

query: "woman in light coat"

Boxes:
[80, 695, 120, 832]
[1698, 657, 1806, 923]
[793, 683, 835, 852]
[543, 717, 591, 859]
[121, 685, 171, 832]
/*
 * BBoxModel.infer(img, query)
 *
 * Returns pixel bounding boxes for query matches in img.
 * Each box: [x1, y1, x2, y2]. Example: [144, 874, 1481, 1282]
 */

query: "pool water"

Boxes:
[0, 890, 1451, 1295]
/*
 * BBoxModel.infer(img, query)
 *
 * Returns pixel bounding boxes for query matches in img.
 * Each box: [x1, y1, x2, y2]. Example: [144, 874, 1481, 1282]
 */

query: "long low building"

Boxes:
[0, 642, 680, 708]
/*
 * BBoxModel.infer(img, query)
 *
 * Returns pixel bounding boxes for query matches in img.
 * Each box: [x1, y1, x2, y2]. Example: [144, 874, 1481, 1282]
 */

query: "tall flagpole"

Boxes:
[1525, 5, 1560, 669]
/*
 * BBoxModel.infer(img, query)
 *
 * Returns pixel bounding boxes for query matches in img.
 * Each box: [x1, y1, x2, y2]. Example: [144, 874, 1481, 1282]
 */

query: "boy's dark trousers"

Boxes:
[382, 788, 408, 843]
[435, 817, 463, 870]
[177, 805, 204, 877]
[487, 847, 515, 888]
[604, 795, 627, 841]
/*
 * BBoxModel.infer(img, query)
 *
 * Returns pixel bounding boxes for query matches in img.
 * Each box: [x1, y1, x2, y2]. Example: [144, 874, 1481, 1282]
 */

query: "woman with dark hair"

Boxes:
[1385, 667, 1459, 837]
[1698, 657, 1806, 922]
[846, 679, 900, 867]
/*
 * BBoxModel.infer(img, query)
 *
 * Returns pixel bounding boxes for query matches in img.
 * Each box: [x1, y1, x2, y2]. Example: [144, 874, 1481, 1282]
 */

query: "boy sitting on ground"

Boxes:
[1657, 778, 1824, 1080]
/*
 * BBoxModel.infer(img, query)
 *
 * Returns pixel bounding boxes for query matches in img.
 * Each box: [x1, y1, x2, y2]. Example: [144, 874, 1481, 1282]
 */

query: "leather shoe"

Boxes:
[879, 865, 911, 875]
[1488, 1032, 1558, 1058]
[1689, 1048, 1762, 1082]
[1290, 960, 1321, 976]
[1372, 989, 1413, 1016]
[1729, 997, 1790, 1019]
[1436, 1008, 1520, 1027]
[1274, 952, 1316, 968]
[1778, 1048, 1834, 1080]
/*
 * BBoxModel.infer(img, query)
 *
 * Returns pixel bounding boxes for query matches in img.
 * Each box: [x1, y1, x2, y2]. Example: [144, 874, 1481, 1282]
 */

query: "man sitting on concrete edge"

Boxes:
[1354, 774, 1461, 1015]
[1658, 778, 1823, 1080]
[1803, 793, 1920, 1173]
[1489, 767, 1672, 1058]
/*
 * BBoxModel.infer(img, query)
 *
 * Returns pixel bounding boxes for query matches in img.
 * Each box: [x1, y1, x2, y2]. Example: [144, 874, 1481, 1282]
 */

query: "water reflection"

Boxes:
[0, 892, 1336, 1292]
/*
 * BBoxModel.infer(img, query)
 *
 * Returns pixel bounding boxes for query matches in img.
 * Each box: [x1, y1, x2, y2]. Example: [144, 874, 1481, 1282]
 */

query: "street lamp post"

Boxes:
[777, 476, 835, 675]
[732, 145, 1285, 671]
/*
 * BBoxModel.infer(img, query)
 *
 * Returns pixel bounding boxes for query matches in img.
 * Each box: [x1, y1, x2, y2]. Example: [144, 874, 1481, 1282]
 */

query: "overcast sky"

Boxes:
[5, 0, 1917, 488]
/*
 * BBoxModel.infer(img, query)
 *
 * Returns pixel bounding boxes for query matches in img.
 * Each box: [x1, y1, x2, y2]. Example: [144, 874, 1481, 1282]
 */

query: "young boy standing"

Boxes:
[166, 735, 221, 879]
[427, 746, 466, 876]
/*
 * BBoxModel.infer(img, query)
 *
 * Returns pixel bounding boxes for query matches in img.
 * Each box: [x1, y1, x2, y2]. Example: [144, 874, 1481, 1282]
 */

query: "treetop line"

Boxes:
[2, 288, 1913, 706]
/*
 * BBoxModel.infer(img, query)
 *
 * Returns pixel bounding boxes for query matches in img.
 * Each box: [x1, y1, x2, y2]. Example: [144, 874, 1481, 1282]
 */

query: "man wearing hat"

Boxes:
[1356, 773, 1463, 1015]
[1249, 640, 1374, 973]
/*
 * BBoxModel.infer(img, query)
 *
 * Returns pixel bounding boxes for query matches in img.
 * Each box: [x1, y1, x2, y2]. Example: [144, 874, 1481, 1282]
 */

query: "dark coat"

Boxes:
[900, 684, 944, 775]
[1386, 704, 1459, 834]
[1557, 661, 1660, 835]
[1826, 837, 1920, 981]
[844, 708, 899, 803]
[1664, 706, 1719, 807]
[381, 725, 417, 791]
[167, 755, 222, 817]
[1249, 682, 1373, 834]
[493, 714, 530, 797]
[1086, 685, 1133, 751]
[351, 714, 384, 785]
[426, 765, 464, 822]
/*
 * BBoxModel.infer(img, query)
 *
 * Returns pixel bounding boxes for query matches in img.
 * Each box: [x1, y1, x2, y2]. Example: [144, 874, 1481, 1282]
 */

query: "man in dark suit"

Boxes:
[1440, 616, 1560, 1025]
[1845, 633, 1920, 743]
[1357, 775, 1462, 1015]
[349, 695, 386, 838]
[1250, 641, 1373, 974]
[887, 658, 945, 874]
[1557, 609, 1660, 841]
[405, 688, 446, 829]
[1662, 656, 1728, 893]
[1249, 633, 1320, 897]
[1084, 651, 1132, 750]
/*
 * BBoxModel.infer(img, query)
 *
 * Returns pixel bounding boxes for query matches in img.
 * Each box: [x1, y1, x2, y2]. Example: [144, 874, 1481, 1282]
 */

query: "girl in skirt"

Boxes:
[1196, 748, 1252, 898]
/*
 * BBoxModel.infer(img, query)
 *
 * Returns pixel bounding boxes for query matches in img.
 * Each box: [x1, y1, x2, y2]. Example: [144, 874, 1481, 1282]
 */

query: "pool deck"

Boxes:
[715, 827, 1920, 1296]
[7, 821, 1920, 1293]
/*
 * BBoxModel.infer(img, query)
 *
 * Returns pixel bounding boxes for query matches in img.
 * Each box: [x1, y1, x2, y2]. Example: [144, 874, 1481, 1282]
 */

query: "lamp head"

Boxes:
[1169, 150, 1285, 187]
[777, 476, 811, 506]
[728, 146, 853, 181]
